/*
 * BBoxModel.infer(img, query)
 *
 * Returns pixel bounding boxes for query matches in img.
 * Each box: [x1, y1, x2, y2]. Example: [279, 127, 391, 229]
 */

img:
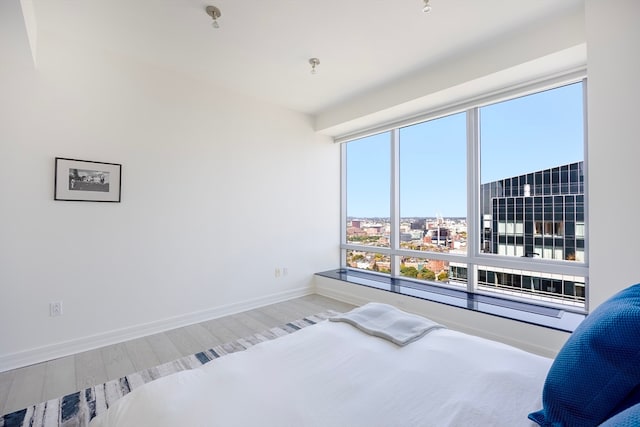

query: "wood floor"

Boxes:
[0, 294, 356, 416]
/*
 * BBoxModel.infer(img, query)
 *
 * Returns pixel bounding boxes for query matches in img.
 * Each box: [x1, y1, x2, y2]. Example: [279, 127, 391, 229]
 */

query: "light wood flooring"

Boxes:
[0, 294, 356, 416]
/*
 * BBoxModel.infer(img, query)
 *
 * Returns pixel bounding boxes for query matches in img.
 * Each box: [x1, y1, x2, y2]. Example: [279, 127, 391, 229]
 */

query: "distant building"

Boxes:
[410, 219, 426, 230]
[481, 161, 585, 261]
[450, 161, 586, 304]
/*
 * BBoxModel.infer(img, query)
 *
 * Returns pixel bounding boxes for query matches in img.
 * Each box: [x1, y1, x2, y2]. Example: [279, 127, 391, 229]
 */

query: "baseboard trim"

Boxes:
[0, 287, 312, 373]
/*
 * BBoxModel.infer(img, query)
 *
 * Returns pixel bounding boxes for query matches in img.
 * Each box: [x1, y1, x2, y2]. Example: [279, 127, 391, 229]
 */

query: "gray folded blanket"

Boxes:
[329, 302, 445, 346]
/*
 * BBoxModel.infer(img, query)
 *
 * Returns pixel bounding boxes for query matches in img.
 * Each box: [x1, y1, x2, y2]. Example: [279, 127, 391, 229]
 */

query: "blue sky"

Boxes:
[346, 82, 584, 218]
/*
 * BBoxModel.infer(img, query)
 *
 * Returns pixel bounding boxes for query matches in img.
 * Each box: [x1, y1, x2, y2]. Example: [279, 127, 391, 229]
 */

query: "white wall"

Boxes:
[585, 0, 640, 308]
[0, 10, 340, 371]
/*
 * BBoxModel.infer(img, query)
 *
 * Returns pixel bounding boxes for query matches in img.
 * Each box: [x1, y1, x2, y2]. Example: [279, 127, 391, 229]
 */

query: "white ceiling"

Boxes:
[29, 0, 585, 116]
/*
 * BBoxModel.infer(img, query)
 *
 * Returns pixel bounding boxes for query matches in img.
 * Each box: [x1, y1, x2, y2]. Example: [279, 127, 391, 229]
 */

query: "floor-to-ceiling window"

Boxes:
[341, 77, 588, 310]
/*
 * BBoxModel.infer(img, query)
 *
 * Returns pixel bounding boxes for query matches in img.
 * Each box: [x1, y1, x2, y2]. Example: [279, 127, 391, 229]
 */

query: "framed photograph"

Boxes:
[54, 157, 122, 202]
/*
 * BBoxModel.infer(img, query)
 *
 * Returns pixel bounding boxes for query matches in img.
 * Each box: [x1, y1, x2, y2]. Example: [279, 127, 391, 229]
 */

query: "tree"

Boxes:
[418, 268, 436, 280]
[401, 266, 419, 278]
[351, 254, 365, 262]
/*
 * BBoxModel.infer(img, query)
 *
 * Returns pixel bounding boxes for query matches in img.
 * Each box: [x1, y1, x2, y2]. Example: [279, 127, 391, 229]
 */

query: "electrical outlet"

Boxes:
[50, 301, 63, 317]
[275, 268, 281, 278]
[282, 267, 288, 276]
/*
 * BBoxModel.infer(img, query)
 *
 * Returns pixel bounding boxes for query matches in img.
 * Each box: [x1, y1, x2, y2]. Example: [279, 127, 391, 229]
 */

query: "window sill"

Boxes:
[315, 269, 585, 333]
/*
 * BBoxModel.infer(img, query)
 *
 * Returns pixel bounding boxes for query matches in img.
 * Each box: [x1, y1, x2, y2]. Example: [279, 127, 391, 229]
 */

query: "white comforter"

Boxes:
[89, 319, 552, 427]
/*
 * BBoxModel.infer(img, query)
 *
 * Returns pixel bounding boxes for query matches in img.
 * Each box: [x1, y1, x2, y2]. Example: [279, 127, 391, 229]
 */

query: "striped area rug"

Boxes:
[0, 310, 338, 427]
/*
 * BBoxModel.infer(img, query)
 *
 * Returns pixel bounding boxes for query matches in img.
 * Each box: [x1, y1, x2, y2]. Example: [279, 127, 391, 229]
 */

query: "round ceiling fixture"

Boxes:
[309, 58, 320, 75]
[206, 6, 222, 29]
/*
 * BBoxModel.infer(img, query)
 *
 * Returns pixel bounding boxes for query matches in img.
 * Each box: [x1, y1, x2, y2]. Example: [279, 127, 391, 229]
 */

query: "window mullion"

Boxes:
[467, 108, 480, 293]
[390, 129, 400, 277]
[581, 77, 590, 313]
[340, 142, 347, 267]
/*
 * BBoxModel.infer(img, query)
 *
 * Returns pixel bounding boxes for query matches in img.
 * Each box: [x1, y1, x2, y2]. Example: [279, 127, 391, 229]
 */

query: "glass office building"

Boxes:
[451, 161, 586, 304]
[481, 161, 585, 261]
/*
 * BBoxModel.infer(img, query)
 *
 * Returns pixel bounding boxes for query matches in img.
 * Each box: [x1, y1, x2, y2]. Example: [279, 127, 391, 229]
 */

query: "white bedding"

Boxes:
[89, 315, 552, 427]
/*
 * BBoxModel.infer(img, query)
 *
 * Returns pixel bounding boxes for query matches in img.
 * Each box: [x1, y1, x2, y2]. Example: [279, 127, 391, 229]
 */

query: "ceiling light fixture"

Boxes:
[206, 5, 221, 29]
[422, 0, 432, 13]
[309, 58, 320, 75]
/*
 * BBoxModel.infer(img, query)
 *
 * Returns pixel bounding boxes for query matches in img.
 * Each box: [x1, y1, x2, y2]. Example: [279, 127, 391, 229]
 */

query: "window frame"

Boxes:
[339, 72, 589, 312]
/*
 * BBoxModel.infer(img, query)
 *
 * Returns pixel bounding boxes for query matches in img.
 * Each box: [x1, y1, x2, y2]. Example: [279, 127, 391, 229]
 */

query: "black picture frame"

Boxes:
[54, 157, 122, 202]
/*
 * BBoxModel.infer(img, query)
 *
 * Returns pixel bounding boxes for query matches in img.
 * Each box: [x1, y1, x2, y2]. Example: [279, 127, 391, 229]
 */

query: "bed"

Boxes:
[89, 285, 640, 427]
